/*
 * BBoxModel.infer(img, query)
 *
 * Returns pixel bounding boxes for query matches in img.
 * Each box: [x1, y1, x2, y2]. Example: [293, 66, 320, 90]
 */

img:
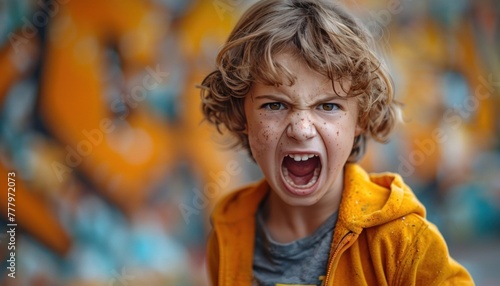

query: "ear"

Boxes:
[354, 123, 363, 137]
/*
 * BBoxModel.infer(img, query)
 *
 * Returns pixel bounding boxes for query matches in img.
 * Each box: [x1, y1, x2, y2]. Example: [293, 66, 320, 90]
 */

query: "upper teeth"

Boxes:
[288, 154, 317, 161]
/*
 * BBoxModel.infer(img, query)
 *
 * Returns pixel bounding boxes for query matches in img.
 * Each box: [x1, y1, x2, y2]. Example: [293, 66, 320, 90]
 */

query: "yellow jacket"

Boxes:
[207, 164, 474, 285]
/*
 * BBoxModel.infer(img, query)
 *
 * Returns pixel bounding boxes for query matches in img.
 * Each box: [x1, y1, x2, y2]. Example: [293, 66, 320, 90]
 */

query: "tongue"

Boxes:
[283, 156, 319, 185]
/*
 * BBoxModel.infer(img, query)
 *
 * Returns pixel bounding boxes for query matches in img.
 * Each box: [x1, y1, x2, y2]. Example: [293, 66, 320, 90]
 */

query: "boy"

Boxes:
[200, 0, 474, 285]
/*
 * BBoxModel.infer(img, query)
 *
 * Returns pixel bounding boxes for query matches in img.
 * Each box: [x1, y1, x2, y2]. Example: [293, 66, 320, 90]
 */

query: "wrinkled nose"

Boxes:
[286, 111, 317, 141]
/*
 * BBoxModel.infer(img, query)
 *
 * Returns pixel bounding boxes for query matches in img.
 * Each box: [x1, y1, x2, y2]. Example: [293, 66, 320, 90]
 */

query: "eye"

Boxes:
[262, 102, 286, 111]
[317, 103, 340, 111]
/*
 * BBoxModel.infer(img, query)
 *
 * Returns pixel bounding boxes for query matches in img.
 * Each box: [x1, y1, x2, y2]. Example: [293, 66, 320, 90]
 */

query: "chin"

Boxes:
[271, 174, 326, 207]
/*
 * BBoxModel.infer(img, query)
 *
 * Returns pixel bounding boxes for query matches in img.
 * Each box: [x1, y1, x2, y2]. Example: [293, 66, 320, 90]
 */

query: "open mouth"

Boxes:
[281, 153, 321, 190]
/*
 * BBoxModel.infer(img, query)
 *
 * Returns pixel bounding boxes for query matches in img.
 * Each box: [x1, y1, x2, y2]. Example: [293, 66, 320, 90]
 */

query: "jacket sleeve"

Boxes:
[395, 221, 474, 285]
[207, 229, 220, 286]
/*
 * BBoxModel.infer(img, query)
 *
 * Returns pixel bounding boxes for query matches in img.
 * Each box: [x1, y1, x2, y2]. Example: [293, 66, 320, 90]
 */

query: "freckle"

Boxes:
[323, 122, 326, 125]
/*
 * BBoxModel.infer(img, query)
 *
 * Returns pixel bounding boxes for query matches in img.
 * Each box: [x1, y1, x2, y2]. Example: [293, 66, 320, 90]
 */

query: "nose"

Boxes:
[286, 111, 317, 141]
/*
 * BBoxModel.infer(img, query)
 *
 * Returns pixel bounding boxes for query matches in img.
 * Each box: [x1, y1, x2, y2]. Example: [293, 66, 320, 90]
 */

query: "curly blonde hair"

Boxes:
[200, 0, 399, 161]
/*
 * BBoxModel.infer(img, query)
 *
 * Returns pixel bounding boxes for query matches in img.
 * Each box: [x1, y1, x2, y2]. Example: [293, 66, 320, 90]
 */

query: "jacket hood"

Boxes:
[211, 164, 425, 230]
[338, 164, 426, 234]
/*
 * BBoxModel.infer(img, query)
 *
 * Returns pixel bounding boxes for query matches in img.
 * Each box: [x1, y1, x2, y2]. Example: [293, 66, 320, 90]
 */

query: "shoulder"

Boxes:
[363, 215, 472, 284]
[364, 213, 430, 251]
[359, 215, 428, 280]
[210, 179, 269, 223]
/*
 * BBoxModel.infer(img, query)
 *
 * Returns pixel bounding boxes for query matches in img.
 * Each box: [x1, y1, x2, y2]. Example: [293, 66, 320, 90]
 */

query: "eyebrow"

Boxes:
[253, 94, 289, 102]
[254, 94, 347, 107]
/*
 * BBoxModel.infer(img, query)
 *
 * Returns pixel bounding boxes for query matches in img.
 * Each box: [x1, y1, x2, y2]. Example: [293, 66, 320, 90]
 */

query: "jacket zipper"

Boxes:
[323, 231, 355, 285]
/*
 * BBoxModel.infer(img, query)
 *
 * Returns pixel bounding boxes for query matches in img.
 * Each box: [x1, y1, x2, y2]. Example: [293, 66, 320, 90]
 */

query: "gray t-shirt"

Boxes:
[252, 206, 338, 286]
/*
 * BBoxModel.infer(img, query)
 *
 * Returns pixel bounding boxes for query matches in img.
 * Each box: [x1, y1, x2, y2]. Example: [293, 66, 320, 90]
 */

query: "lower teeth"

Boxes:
[282, 167, 320, 189]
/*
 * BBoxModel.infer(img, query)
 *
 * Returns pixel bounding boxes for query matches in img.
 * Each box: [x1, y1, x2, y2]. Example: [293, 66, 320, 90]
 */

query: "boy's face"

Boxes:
[244, 53, 361, 207]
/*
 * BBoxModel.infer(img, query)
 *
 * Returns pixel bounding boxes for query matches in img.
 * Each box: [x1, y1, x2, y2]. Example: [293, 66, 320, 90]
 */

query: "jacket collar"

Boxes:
[211, 178, 269, 223]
